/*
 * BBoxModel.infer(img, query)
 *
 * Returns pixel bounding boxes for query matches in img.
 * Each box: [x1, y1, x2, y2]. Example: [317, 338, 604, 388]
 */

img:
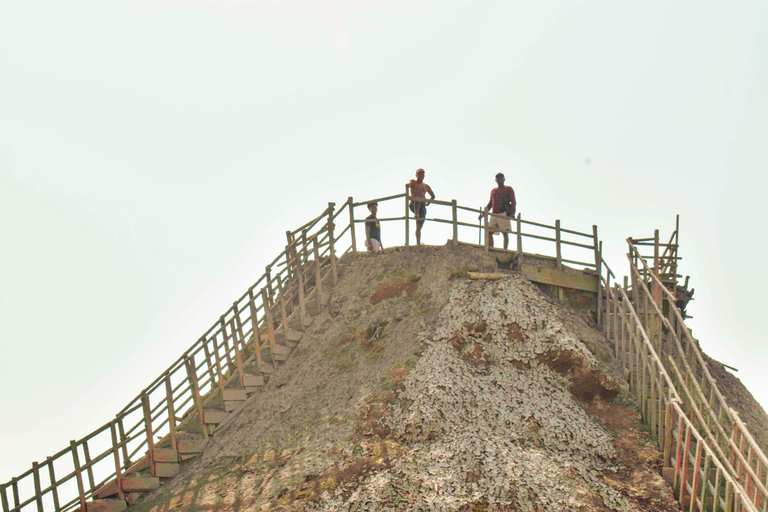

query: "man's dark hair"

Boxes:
[368, 202, 378, 210]
[496, 172, 505, 179]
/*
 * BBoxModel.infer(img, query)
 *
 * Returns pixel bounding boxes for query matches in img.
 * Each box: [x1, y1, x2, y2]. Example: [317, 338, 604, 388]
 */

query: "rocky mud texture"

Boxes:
[129, 244, 736, 511]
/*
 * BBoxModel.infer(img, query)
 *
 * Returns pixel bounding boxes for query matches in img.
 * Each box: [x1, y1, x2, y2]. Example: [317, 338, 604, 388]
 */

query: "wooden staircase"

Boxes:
[77, 274, 331, 511]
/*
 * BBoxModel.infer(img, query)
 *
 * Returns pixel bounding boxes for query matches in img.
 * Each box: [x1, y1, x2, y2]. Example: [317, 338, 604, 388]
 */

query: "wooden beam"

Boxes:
[521, 266, 599, 293]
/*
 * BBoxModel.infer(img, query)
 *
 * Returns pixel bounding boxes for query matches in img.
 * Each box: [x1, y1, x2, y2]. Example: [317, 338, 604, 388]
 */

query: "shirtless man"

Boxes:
[406, 168, 435, 245]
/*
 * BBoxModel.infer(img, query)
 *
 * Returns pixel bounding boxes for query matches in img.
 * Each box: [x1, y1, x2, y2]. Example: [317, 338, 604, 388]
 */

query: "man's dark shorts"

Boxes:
[410, 202, 427, 220]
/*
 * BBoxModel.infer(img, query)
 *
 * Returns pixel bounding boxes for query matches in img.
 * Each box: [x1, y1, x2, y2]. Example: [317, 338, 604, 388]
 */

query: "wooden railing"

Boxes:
[621, 240, 768, 511]
[599, 257, 759, 511]
[0, 189, 656, 512]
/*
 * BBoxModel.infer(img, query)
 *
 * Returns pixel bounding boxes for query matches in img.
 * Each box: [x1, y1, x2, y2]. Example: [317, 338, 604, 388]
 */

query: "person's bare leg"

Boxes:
[502, 232, 509, 250]
[416, 221, 423, 245]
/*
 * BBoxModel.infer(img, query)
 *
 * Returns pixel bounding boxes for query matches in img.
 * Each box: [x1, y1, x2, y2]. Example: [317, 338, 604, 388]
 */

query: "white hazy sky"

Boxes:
[1, 0, 766, 483]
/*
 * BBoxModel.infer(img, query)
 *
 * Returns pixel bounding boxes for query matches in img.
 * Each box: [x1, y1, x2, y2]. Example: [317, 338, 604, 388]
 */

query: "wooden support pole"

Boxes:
[275, 275, 289, 337]
[247, 289, 262, 366]
[141, 393, 157, 476]
[218, 316, 234, 374]
[294, 241, 307, 327]
[483, 210, 489, 253]
[110, 421, 125, 501]
[680, 423, 692, 506]
[516, 214, 523, 259]
[349, 197, 358, 252]
[46, 456, 60, 512]
[70, 441, 87, 512]
[327, 202, 338, 285]
[164, 373, 177, 451]
[451, 199, 458, 246]
[32, 462, 43, 512]
[184, 356, 208, 440]
[10, 480, 18, 512]
[201, 338, 216, 392]
[404, 189, 410, 247]
[117, 416, 129, 468]
[689, 439, 703, 512]
[230, 318, 245, 386]
[261, 288, 276, 352]
[1, 482, 10, 512]
[313, 237, 324, 308]
[83, 441, 95, 492]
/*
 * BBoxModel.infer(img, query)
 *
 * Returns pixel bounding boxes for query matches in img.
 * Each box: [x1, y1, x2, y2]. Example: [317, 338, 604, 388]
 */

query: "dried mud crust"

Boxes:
[131, 243, 758, 511]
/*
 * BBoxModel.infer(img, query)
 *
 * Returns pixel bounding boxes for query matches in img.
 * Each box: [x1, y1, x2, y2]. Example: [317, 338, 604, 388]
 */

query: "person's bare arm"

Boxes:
[427, 185, 435, 200]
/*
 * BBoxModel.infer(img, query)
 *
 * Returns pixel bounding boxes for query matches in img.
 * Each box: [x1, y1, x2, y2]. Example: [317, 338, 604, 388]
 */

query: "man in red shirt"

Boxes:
[480, 172, 516, 249]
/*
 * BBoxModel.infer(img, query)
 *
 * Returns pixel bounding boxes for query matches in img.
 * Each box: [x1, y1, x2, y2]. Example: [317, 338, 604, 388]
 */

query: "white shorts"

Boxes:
[368, 239, 382, 251]
[489, 215, 511, 233]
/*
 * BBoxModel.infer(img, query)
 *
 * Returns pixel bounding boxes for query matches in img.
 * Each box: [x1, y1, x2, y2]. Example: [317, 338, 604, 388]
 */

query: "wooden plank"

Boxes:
[184, 356, 208, 441]
[223, 389, 247, 401]
[203, 410, 229, 424]
[466, 272, 507, 280]
[243, 374, 264, 387]
[77, 500, 127, 512]
[177, 439, 208, 454]
[153, 449, 178, 463]
[93, 479, 120, 499]
[121, 477, 160, 493]
[154, 463, 180, 479]
[520, 266, 599, 293]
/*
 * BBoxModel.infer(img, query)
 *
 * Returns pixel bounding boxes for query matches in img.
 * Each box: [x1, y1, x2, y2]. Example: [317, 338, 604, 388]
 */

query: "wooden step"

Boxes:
[223, 389, 247, 401]
[243, 374, 264, 388]
[154, 449, 178, 463]
[155, 462, 180, 478]
[76, 499, 127, 512]
[203, 409, 229, 424]
[122, 477, 160, 493]
[286, 328, 304, 343]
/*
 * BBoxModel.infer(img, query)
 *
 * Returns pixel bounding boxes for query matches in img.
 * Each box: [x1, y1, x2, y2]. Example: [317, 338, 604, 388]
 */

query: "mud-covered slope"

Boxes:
[131, 245, 683, 511]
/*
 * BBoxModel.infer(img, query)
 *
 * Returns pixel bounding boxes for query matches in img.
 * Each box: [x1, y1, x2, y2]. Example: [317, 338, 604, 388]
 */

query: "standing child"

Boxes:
[480, 172, 516, 249]
[365, 202, 383, 251]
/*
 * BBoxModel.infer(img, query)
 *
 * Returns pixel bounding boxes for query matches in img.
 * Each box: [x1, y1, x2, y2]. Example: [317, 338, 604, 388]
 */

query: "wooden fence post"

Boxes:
[32, 462, 43, 512]
[164, 374, 177, 452]
[555, 220, 563, 301]
[348, 197, 357, 253]
[593, 226, 601, 329]
[70, 441, 87, 512]
[141, 393, 156, 476]
[110, 420, 125, 501]
[451, 199, 458, 246]
[247, 289, 263, 367]
[516, 214, 522, 260]
[1, 482, 10, 512]
[327, 202, 338, 285]
[261, 288, 276, 352]
[313, 237, 325, 308]
[404, 187, 410, 247]
[46, 456, 60, 512]
[483, 210, 489, 253]
[185, 356, 208, 440]
[293, 238, 308, 327]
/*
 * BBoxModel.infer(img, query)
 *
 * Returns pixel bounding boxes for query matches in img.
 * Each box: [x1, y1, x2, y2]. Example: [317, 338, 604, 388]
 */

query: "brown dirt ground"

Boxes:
[129, 243, 768, 512]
